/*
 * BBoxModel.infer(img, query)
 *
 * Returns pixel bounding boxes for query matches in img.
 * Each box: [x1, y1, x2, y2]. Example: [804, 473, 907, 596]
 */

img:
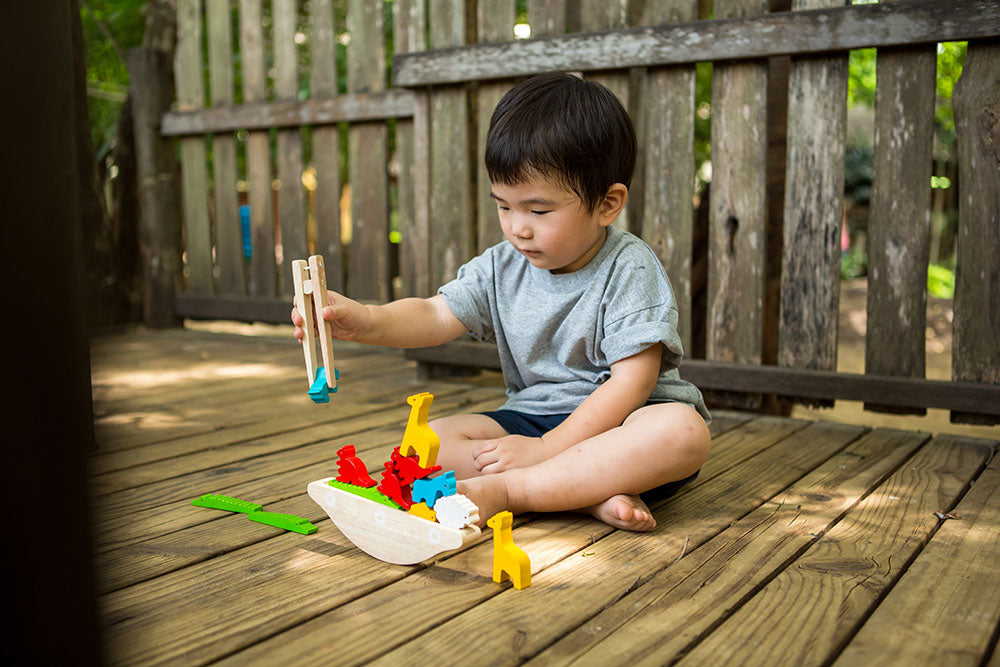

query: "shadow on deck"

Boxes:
[90, 326, 1000, 665]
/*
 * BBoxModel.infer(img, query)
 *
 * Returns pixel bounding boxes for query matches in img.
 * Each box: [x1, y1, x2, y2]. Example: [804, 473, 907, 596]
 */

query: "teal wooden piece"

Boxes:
[308, 366, 340, 403]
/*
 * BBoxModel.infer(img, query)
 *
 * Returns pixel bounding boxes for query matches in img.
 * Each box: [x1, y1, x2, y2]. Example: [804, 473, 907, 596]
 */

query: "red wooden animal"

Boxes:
[335, 445, 377, 487]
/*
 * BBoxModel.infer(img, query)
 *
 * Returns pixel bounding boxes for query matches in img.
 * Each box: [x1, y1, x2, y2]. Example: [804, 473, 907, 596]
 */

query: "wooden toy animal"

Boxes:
[398, 392, 440, 468]
[486, 511, 531, 590]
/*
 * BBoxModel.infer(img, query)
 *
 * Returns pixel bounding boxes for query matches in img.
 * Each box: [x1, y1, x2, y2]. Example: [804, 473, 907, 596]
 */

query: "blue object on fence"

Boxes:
[239, 204, 252, 259]
[308, 366, 340, 404]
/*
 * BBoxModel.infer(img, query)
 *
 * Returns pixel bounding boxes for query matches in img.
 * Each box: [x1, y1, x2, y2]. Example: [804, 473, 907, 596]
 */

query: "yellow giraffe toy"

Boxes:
[398, 392, 440, 469]
[486, 511, 531, 590]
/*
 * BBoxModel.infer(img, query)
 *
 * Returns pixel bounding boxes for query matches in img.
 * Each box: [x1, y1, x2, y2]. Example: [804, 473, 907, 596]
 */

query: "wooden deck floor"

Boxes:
[90, 327, 1000, 666]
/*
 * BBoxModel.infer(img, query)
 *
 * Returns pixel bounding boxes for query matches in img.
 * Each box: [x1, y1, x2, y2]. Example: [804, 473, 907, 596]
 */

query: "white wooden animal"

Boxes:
[434, 494, 480, 530]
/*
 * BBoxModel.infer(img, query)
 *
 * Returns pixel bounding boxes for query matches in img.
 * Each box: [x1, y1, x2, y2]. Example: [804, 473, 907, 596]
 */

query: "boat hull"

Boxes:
[307, 478, 481, 564]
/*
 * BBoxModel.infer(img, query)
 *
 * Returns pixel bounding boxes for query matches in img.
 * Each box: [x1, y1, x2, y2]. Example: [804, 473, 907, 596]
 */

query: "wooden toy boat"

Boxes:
[307, 478, 481, 564]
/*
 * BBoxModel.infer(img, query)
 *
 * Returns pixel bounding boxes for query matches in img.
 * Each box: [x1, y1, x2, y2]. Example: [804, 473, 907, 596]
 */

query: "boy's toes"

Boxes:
[588, 494, 656, 532]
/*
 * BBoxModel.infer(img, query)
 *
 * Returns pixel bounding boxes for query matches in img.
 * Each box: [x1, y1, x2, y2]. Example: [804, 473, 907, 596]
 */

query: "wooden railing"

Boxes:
[136, 0, 1000, 423]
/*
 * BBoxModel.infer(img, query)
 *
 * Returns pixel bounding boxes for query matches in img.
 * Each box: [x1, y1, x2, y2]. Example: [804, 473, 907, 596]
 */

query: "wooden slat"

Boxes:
[778, 0, 848, 371]
[161, 90, 416, 136]
[128, 48, 183, 327]
[429, 0, 474, 288]
[239, 0, 276, 297]
[532, 426, 923, 664]
[836, 457, 1000, 665]
[403, 341, 1000, 415]
[640, 0, 698, 352]
[528, 0, 568, 37]
[580, 0, 632, 233]
[952, 40, 1000, 425]
[706, 0, 769, 371]
[206, 0, 245, 294]
[273, 0, 307, 293]
[309, 0, 344, 292]
[394, 0, 429, 297]
[346, 0, 391, 301]
[680, 433, 992, 665]
[865, 2, 936, 413]
[175, 0, 213, 293]
[392, 0, 1000, 87]
[474, 1, 515, 253]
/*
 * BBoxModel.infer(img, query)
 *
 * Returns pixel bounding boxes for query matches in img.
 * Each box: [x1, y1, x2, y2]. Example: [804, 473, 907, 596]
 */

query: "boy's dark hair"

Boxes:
[485, 72, 637, 213]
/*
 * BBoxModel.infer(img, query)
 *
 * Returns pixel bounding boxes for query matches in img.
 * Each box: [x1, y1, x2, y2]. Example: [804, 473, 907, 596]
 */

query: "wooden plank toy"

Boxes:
[292, 255, 339, 403]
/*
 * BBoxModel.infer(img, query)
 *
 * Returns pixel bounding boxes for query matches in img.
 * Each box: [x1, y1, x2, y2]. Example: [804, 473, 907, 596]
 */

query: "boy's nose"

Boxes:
[511, 216, 532, 239]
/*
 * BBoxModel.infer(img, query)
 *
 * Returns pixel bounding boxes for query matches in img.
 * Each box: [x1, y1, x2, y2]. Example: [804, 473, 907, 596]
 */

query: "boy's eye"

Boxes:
[531, 210, 550, 216]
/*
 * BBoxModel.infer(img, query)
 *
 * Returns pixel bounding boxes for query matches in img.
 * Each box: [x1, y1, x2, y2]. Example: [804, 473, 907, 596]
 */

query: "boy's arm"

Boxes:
[538, 343, 662, 457]
[294, 292, 467, 349]
[362, 294, 468, 348]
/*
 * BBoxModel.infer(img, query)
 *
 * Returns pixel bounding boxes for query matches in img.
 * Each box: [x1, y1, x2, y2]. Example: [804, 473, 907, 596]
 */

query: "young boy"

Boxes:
[293, 72, 711, 532]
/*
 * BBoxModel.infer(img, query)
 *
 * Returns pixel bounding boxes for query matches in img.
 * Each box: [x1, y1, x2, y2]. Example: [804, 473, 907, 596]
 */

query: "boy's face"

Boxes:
[490, 176, 625, 274]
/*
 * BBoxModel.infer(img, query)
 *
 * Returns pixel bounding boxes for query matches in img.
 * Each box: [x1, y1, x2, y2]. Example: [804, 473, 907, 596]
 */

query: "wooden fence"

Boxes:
[135, 0, 1000, 423]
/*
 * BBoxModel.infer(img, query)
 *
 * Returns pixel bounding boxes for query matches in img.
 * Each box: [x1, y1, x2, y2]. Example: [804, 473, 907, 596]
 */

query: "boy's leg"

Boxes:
[457, 402, 710, 531]
[429, 414, 509, 479]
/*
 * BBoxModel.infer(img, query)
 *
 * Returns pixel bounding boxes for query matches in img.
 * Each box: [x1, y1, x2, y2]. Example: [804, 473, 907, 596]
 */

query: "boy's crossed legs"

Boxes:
[430, 402, 710, 532]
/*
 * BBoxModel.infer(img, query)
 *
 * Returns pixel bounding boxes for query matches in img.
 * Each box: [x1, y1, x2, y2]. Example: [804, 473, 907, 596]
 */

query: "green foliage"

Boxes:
[80, 0, 147, 158]
[844, 144, 873, 207]
[840, 247, 867, 281]
[927, 263, 955, 299]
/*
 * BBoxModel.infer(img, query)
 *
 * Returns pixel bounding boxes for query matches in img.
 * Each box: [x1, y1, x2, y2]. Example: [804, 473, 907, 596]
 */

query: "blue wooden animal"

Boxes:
[412, 470, 456, 509]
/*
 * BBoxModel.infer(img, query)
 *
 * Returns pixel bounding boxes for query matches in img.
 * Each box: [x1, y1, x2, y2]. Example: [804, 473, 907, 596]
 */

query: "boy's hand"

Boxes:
[473, 435, 546, 473]
[290, 290, 370, 343]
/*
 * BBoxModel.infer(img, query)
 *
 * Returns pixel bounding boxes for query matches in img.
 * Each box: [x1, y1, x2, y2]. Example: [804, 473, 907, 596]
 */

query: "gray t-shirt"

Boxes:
[439, 226, 710, 422]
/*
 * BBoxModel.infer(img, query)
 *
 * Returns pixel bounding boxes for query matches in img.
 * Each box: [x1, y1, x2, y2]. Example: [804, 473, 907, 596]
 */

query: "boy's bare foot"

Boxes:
[457, 474, 511, 528]
[586, 494, 656, 532]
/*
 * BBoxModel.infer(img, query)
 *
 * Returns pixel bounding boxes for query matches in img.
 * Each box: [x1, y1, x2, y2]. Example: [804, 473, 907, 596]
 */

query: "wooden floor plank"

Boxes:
[94, 403, 789, 664]
[93, 408, 752, 593]
[835, 446, 1000, 666]
[361, 421, 860, 666]
[530, 425, 924, 665]
[90, 389, 508, 552]
[678, 433, 994, 666]
[88, 380, 482, 492]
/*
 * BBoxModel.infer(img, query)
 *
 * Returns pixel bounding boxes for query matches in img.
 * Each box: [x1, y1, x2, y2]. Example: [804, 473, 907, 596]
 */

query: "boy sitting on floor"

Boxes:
[292, 72, 711, 531]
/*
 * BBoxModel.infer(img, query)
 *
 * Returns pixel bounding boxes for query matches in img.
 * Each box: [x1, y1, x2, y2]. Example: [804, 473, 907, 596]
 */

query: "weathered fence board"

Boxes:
[347, 0, 390, 301]
[394, 0, 428, 298]
[474, 1, 514, 253]
[428, 0, 474, 288]
[393, 0, 1000, 87]
[156, 0, 1000, 419]
[239, 0, 276, 297]
[162, 91, 416, 135]
[580, 0, 632, 233]
[528, 0, 569, 37]
[865, 28, 937, 414]
[310, 0, 343, 293]
[707, 0, 769, 369]
[175, 0, 213, 293]
[778, 0, 848, 372]
[639, 0, 699, 353]
[206, 0, 244, 294]
[952, 39, 1000, 425]
[273, 0, 307, 294]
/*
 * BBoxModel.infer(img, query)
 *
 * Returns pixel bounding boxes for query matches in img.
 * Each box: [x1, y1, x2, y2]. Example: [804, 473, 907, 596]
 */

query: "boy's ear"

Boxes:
[598, 183, 629, 227]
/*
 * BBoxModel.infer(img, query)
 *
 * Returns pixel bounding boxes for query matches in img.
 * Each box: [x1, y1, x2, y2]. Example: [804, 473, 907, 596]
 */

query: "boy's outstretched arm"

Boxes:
[473, 344, 662, 473]
[292, 292, 467, 349]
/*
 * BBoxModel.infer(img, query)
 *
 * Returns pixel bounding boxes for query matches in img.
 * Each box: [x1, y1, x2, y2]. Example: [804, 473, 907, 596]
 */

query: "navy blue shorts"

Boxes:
[478, 407, 700, 504]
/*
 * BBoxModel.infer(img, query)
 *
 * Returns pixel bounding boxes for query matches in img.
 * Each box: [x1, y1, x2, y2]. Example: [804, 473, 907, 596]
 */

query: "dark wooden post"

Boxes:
[129, 47, 183, 328]
[4, 3, 102, 663]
